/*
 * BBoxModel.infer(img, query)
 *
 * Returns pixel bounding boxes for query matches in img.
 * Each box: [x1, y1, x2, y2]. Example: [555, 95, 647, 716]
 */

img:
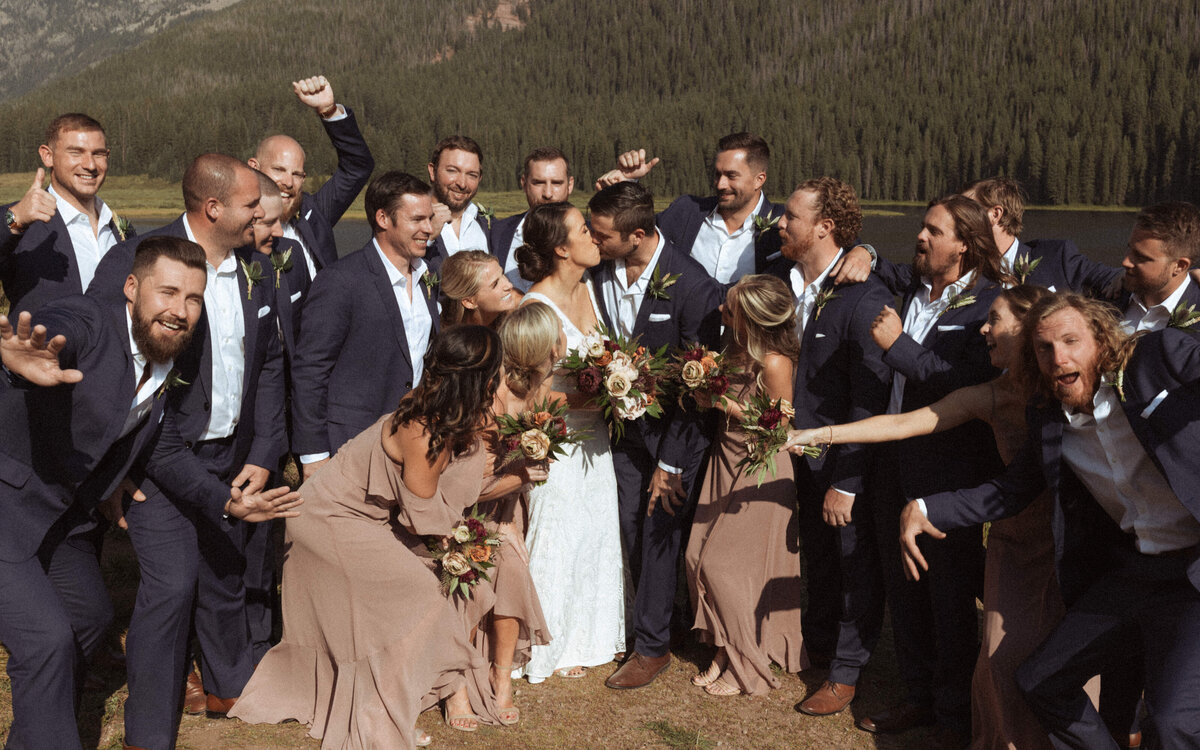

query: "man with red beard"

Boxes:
[901, 293, 1200, 749]
[0, 237, 300, 750]
[426, 134, 490, 268]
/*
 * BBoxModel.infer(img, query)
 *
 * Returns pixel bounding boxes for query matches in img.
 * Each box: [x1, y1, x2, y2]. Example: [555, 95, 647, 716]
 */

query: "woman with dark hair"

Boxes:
[513, 201, 627, 682]
[787, 285, 1099, 750]
[684, 275, 809, 697]
[230, 326, 506, 750]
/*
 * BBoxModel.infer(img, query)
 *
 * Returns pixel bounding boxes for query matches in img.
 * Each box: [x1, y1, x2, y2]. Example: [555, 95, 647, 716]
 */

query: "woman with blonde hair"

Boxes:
[685, 274, 809, 697]
[440, 250, 519, 329]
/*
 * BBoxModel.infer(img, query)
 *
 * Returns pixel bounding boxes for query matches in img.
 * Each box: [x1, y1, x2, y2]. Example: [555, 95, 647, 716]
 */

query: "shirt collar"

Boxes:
[1131, 273, 1192, 317]
[183, 214, 237, 273]
[704, 191, 765, 233]
[791, 249, 844, 296]
[1001, 238, 1021, 270]
[373, 238, 426, 287]
[615, 231, 667, 292]
[48, 184, 111, 227]
[1063, 382, 1114, 423]
[920, 269, 977, 303]
[125, 307, 146, 368]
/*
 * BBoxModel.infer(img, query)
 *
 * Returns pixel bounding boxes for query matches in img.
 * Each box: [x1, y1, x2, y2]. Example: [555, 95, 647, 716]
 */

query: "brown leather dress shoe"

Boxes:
[797, 680, 856, 716]
[205, 693, 238, 719]
[124, 745, 151, 750]
[604, 652, 671, 689]
[183, 669, 206, 715]
[856, 701, 935, 733]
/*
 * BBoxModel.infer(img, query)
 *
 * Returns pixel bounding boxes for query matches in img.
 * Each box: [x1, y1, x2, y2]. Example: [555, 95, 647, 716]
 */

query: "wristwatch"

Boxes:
[5, 208, 25, 234]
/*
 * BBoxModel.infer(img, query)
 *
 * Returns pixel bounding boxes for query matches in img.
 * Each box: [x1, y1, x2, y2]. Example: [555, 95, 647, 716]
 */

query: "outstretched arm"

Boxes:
[0, 311, 83, 386]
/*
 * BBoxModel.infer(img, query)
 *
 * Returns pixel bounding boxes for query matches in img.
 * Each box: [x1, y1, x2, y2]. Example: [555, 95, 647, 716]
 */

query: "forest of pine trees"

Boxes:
[0, 0, 1197, 206]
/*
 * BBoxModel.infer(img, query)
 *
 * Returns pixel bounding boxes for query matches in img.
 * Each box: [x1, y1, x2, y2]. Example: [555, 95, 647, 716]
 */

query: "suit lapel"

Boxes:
[632, 243, 675, 338]
[47, 213, 86, 294]
[295, 208, 326, 270]
[367, 247, 413, 370]
[235, 248, 260, 397]
[590, 265, 616, 332]
[96, 301, 138, 451]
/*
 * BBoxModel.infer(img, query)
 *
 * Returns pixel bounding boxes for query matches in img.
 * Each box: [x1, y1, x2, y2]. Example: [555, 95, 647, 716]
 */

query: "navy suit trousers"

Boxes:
[0, 515, 111, 750]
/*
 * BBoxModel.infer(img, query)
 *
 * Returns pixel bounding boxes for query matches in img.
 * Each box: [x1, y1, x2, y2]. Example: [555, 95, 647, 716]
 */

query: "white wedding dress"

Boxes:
[516, 284, 625, 681]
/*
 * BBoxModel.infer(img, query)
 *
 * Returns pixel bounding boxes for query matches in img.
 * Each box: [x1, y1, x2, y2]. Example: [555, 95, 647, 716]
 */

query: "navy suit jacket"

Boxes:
[0, 206, 134, 316]
[266, 236, 305, 357]
[874, 238, 1122, 297]
[768, 264, 893, 494]
[925, 328, 1200, 601]
[655, 193, 783, 283]
[884, 275, 1005, 498]
[291, 241, 441, 456]
[427, 212, 493, 274]
[87, 216, 287, 473]
[1117, 278, 1200, 329]
[591, 238, 722, 469]
[488, 211, 525, 270]
[0, 296, 234, 562]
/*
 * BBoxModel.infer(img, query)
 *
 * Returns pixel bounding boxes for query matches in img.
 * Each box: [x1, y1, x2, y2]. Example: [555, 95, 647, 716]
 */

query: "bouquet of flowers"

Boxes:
[737, 393, 819, 486]
[427, 505, 503, 599]
[562, 327, 667, 440]
[494, 397, 582, 475]
[665, 343, 737, 409]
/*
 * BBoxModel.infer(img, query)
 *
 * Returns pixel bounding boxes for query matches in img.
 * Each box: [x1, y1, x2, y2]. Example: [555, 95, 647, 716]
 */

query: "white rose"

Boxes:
[452, 525, 472, 544]
[680, 359, 706, 389]
[606, 359, 638, 382]
[605, 371, 632, 399]
[610, 350, 633, 369]
[585, 335, 606, 358]
[519, 428, 551, 461]
[443, 551, 471, 576]
[615, 394, 648, 420]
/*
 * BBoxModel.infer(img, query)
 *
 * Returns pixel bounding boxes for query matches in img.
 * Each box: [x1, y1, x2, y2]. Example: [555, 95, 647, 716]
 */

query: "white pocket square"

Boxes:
[936, 324, 964, 331]
[648, 313, 672, 323]
[765, 251, 782, 261]
[290, 291, 302, 303]
[814, 332, 826, 339]
[257, 305, 271, 319]
[1141, 389, 1170, 419]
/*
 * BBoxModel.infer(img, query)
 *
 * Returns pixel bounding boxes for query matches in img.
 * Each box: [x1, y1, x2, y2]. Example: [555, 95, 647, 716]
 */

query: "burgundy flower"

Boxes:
[550, 417, 568, 437]
[460, 569, 477, 583]
[634, 373, 656, 393]
[577, 366, 603, 395]
[681, 347, 704, 361]
[604, 340, 620, 352]
[758, 408, 783, 430]
[465, 518, 487, 541]
[504, 436, 521, 453]
[707, 374, 730, 396]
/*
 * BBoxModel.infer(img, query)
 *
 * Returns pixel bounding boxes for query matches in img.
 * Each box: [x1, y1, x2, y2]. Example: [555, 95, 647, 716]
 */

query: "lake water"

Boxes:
[331, 206, 1137, 269]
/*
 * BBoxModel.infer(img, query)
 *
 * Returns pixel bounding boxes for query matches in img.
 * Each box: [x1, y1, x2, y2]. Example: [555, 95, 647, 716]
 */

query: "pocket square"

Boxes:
[764, 251, 782, 262]
[648, 313, 672, 323]
[814, 332, 826, 339]
[1140, 389, 1170, 419]
[304, 209, 313, 220]
[257, 305, 271, 319]
[290, 291, 302, 303]
[936, 324, 965, 331]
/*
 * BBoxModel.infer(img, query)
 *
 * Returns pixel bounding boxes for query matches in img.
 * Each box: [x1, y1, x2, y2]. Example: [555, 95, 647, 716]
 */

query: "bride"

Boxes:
[510, 201, 626, 681]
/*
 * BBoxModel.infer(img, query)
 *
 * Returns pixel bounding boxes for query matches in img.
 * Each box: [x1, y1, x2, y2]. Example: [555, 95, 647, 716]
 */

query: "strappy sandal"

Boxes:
[691, 660, 722, 687]
[491, 663, 520, 726]
[704, 676, 742, 696]
[443, 708, 479, 732]
[554, 665, 587, 678]
[415, 728, 433, 746]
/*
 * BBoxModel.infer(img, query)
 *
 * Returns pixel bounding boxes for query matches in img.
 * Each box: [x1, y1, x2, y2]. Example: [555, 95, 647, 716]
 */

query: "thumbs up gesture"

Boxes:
[8, 168, 56, 233]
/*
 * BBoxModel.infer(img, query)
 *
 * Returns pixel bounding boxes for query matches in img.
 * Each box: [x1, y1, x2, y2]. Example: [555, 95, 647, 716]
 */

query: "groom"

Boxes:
[587, 182, 723, 688]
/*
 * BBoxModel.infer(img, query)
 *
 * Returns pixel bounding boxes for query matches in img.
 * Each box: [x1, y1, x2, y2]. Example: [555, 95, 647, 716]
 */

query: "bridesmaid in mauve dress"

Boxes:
[229, 326, 505, 750]
[685, 275, 809, 697]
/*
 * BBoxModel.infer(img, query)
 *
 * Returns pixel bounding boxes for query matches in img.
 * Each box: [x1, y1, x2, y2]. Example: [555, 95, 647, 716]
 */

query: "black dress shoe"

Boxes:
[856, 702, 935, 733]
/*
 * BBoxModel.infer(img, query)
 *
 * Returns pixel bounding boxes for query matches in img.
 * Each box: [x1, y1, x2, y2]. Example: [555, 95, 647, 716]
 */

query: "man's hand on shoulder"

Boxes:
[293, 75, 339, 118]
[8, 168, 56, 233]
[830, 244, 875, 286]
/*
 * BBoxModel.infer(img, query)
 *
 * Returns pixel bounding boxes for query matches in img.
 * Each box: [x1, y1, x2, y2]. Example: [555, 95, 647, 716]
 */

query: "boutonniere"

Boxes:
[476, 203, 495, 230]
[113, 214, 132, 242]
[269, 248, 293, 288]
[752, 213, 780, 236]
[1013, 253, 1041, 284]
[157, 368, 190, 399]
[938, 288, 976, 317]
[812, 288, 838, 321]
[239, 257, 264, 300]
[1103, 369, 1127, 402]
[1168, 301, 1200, 330]
[422, 270, 440, 299]
[648, 265, 680, 301]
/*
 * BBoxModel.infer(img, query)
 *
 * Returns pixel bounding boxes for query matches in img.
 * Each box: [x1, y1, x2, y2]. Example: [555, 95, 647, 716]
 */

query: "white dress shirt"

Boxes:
[999, 237, 1021, 275]
[887, 271, 977, 414]
[183, 216, 245, 440]
[502, 214, 533, 293]
[282, 222, 319, 282]
[436, 202, 489, 256]
[1121, 275, 1192, 334]
[1062, 385, 1200, 554]
[598, 232, 667, 340]
[689, 192, 765, 284]
[375, 240, 433, 386]
[48, 185, 117, 292]
[789, 249, 843, 340]
[119, 309, 172, 439]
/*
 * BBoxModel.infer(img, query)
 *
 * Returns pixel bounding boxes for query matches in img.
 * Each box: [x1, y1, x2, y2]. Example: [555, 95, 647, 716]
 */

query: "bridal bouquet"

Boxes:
[665, 343, 737, 409]
[562, 327, 667, 440]
[737, 393, 816, 486]
[428, 505, 503, 599]
[494, 397, 581, 475]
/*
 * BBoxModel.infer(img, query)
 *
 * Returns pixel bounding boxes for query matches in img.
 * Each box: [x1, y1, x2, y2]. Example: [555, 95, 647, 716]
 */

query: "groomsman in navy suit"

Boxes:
[426, 135, 491, 269]
[489, 146, 575, 291]
[88, 153, 288, 747]
[1116, 201, 1200, 334]
[596, 133, 784, 286]
[0, 236, 299, 750]
[247, 75, 374, 324]
[292, 171, 440, 479]
[1, 113, 135, 315]
[586, 182, 722, 689]
[901, 295, 1200, 749]
[859, 196, 1006, 740]
[765, 178, 893, 716]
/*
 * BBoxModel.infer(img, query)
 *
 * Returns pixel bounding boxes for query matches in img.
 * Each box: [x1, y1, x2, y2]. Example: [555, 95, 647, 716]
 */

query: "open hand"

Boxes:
[225, 485, 303, 524]
[292, 75, 336, 115]
[8, 169, 56, 230]
[870, 306, 903, 352]
[899, 500, 946, 581]
[0, 312, 82, 386]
